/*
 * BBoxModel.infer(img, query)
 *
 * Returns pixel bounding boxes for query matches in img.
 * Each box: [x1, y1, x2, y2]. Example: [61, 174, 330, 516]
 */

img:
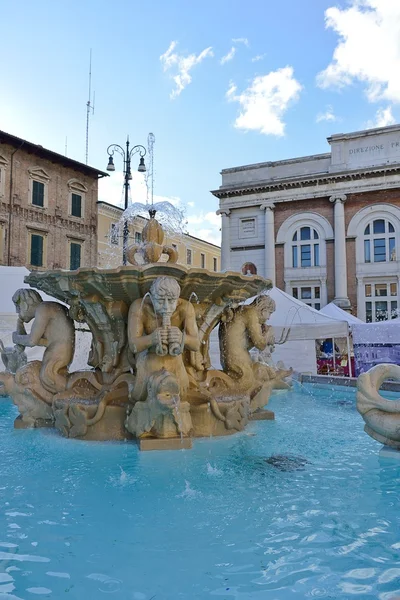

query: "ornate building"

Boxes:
[0, 130, 106, 270]
[97, 201, 221, 271]
[212, 124, 400, 322]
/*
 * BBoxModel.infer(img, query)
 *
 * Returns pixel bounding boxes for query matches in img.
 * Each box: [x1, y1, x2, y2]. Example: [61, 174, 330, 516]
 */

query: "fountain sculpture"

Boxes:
[0, 211, 291, 449]
[357, 363, 400, 450]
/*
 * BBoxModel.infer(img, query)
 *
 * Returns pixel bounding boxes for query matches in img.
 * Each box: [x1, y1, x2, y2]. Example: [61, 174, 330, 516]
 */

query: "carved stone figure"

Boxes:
[357, 363, 400, 449]
[11, 289, 75, 393]
[126, 369, 192, 438]
[219, 295, 276, 391]
[128, 276, 200, 403]
[0, 339, 27, 373]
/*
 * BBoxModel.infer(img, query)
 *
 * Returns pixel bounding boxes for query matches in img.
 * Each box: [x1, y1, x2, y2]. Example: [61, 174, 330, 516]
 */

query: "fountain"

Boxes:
[0, 211, 291, 449]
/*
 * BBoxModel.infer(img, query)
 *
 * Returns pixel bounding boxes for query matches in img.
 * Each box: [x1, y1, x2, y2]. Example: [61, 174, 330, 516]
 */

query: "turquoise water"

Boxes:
[1, 385, 400, 600]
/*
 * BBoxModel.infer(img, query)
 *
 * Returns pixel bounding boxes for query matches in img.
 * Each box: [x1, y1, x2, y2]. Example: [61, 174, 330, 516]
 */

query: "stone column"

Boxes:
[321, 277, 328, 307]
[329, 194, 351, 309]
[217, 208, 231, 271]
[260, 203, 276, 285]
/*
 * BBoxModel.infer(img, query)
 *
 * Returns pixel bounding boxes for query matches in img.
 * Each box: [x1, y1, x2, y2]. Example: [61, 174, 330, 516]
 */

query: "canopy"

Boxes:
[319, 302, 364, 326]
[266, 287, 349, 342]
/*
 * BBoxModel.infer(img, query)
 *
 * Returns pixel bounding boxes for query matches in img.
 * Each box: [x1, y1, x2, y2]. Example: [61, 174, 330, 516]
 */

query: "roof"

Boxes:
[96, 201, 221, 249]
[0, 130, 108, 179]
[320, 302, 364, 326]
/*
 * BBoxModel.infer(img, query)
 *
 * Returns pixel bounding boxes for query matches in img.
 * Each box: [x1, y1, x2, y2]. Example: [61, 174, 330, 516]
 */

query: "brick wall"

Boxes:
[0, 142, 99, 269]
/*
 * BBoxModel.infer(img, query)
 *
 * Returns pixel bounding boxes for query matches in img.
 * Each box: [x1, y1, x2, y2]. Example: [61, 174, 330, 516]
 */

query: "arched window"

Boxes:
[363, 218, 396, 263]
[291, 226, 320, 268]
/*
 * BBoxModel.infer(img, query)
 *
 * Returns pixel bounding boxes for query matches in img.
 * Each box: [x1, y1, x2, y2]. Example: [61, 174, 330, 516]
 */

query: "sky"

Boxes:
[2, 0, 400, 245]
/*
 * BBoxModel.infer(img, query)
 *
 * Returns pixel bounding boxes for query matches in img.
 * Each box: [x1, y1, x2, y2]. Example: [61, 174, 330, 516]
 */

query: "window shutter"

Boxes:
[70, 242, 81, 270]
[71, 194, 82, 217]
[32, 181, 44, 207]
[31, 235, 43, 266]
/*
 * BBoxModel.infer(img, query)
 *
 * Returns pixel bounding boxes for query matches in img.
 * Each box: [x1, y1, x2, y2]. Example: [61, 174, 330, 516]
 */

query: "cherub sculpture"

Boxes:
[11, 289, 75, 393]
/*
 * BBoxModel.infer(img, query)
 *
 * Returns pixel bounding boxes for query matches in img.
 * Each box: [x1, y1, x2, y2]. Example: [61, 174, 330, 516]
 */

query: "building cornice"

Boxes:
[211, 163, 400, 199]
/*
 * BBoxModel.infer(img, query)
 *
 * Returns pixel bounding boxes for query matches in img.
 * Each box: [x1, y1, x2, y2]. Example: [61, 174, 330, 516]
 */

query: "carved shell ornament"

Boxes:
[126, 210, 178, 266]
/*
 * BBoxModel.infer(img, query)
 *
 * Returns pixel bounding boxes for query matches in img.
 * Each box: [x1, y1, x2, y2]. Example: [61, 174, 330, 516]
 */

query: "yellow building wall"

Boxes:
[97, 202, 221, 271]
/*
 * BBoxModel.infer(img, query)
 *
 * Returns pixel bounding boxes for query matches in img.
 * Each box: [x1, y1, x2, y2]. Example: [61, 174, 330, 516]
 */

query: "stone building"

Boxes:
[97, 200, 221, 271]
[0, 130, 106, 270]
[212, 124, 400, 322]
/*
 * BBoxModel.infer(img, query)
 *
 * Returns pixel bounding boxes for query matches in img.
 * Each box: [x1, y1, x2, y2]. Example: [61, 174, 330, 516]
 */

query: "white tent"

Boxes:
[267, 288, 349, 342]
[320, 302, 364, 326]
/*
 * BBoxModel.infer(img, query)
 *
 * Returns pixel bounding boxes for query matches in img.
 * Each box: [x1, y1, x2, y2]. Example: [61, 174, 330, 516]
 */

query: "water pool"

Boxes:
[0, 385, 400, 600]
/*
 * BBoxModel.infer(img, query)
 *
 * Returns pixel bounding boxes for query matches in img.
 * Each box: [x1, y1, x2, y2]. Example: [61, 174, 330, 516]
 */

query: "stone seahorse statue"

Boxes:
[356, 363, 400, 449]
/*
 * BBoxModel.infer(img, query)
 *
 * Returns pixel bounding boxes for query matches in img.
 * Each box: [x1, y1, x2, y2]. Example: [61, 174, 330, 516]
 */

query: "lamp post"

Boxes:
[106, 137, 146, 265]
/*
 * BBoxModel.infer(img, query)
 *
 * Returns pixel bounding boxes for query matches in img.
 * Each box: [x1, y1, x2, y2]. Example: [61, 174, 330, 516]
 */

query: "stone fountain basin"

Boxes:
[25, 264, 270, 306]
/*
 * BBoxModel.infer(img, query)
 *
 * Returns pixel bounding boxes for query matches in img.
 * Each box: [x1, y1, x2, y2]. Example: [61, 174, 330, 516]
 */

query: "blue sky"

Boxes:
[2, 0, 400, 244]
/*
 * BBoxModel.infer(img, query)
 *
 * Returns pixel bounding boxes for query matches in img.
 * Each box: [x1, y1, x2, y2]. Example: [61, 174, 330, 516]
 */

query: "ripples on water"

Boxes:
[0, 385, 400, 599]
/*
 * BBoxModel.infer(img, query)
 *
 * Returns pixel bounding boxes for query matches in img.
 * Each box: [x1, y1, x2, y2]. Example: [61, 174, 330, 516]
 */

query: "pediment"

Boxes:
[28, 167, 50, 181]
[68, 178, 88, 193]
[0, 154, 8, 167]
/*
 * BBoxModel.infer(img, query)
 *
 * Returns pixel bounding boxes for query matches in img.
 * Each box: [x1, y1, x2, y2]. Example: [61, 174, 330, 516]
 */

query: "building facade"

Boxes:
[212, 124, 400, 322]
[0, 130, 106, 270]
[97, 201, 221, 271]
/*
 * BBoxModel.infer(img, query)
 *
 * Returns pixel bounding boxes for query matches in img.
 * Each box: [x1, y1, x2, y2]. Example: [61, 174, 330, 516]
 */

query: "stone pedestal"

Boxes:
[139, 437, 192, 451]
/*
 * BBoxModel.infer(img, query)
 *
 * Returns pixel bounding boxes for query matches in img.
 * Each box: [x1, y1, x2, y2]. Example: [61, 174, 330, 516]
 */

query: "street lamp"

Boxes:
[106, 137, 146, 265]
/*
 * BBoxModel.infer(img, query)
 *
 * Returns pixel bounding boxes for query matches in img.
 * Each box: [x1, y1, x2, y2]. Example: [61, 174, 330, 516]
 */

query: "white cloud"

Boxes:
[366, 106, 396, 129]
[160, 41, 214, 99]
[186, 211, 221, 245]
[187, 201, 195, 207]
[251, 53, 266, 63]
[317, 1, 400, 104]
[220, 47, 236, 65]
[226, 67, 302, 136]
[232, 37, 249, 47]
[316, 104, 338, 123]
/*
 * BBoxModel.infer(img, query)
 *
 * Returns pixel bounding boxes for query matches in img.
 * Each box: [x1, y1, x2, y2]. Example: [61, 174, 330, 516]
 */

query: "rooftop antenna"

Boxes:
[85, 49, 95, 164]
[146, 132, 155, 205]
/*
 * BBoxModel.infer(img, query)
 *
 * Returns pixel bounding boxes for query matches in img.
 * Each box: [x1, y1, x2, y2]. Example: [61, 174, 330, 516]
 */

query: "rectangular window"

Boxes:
[292, 246, 298, 268]
[110, 223, 119, 245]
[301, 245, 311, 267]
[71, 193, 82, 217]
[315, 287, 320, 299]
[391, 283, 397, 296]
[364, 240, 371, 263]
[201, 253, 205, 268]
[135, 232, 142, 243]
[365, 284, 372, 297]
[32, 181, 44, 207]
[314, 244, 320, 267]
[315, 303, 321, 310]
[391, 301, 398, 319]
[375, 301, 388, 321]
[301, 287, 312, 300]
[375, 283, 387, 297]
[70, 242, 81, 270]
[374, 238, 386, 262]
[213, 257, 217, 272]
[186, 249, 192, 265]
[292, 287, 298, 299]
[30, 234, 43, 266]
[389, 237, 396, 261]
